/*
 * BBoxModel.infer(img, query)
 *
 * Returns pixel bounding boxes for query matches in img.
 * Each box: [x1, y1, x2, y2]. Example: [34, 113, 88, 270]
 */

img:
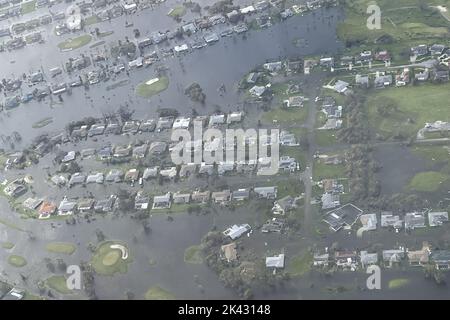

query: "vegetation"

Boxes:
[407, 171, 450, 192]
[8, 255, 27, 267]
[91, 241, 131, 275]
[21, 0, 36, 14]
[46, 242, 77, 255]
[57, 35, 92, 50]
[46, 275, 72, 294]
[136, 76, 169, 98]
[1, 242, 14, 249]
[145, 286, 175, 300]
[168, 6, 186, 18]
[287, 251, 313, 277]
[388, 278, 410, 289]
[185, 83, 206, 104]
[184, 245, 203, 264]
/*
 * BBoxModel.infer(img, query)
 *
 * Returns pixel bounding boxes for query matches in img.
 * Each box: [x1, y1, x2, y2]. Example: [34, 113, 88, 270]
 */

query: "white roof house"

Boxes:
[223, 224, 251, 240]
[265, 254, 285, 268]
[173, 117, 191, 129]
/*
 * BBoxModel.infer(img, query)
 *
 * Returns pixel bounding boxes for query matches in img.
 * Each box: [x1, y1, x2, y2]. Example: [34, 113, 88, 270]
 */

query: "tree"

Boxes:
[185, 83, 206, 104]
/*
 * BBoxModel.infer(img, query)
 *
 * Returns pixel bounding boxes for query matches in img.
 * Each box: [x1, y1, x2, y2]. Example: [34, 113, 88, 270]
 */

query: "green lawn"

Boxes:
[313, 161, 346, 181]
[1, 242, 14, 249]
[21, 0, 36, 14]
[367, 84, 450, 140]
[46, 275, 72, 294]
[388, 278, 410, 289]
[280, 146, 307, 168]
[407, 171, 450, 192]
[184, 245, 203, 264]
[145, 286, 175, 300]
[315, 130, 338, 147]
[262, 107, 308, 125]
[168, 6, 186, 17]
[287, 251, 313, 277]
[136, 76, 169, 98]
[57, 35, 92, 50]
[84, 15, 100, 26]
[46, 242, 77, 255]
[32, 117, 53, 129]
[411, 145, 450, 167]
[91, 241, 131, 275]
[276, 178, 305, 199]
[8, 255, 27, 267]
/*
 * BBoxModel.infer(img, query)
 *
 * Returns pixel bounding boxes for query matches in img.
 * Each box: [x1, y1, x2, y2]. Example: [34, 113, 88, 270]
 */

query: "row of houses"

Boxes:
[314, 243, 450, 270]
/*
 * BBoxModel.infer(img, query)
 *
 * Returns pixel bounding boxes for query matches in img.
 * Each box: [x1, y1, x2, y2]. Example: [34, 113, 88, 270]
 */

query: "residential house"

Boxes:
[263, 61, 283, 72]
[209, 114, 225, 127]
[173, 192, 191, 204]
[262, 217, 285, 233]
[313, 252, 330, 267]
[405, 212, 426, 230]
[132, 144, 148, 158]
[88, 124, 105, 137]
[433, 69, 450, 82]
[254, 186, 277, 199]
[360, 213, 377, 231]
[191, 190, 211, 203]
[149, 141, 167, 155]
[81, 148, 96, 159]
[249, 85, 266, 97]
[38, 201, 56, 219]
[173, 117, 191, 129]
[323, 203, 363, 232]
[58, 198, 77, 215]
[321, 193, 340, 210]
[382, 249, 405, 267]
[415, 68, 429, 81]
[232, 189, 250, 201]
[428, 212, 449, 227]
[156, 117, 174, 132]
[227, 112, 243, 124]
[86, 172, 104, 184]
[395, 68, 410, 86]
[430, 44, 446, 56]
[143, 167, 159, 180]
[212, 190, 231, 204]
[266, 254, 285, 269]
[334, 250, 358, 270]
[272, 196, 297, 215]
[159, 167, 177, 179]
[179, 163, 197, 178]
[23, 198, 43, 211]
[319, 57, 334, 68]
[411, 45, 428, 56]
[360, 251, 378, 268]
[221, 243, 238, 262]
[374, 74, 393, 89]
[124, 169, 139, 182]
[78, 199, 95, 212]
[284, 95, 306, 108]
[113, 145, 132, 158]
[223, 224, 251, 240]
[68, 172, 86, 187]
[431, 250, 450, 269]
[152, 193, 171, 209]
[135, 191, 150, 210]
[407, 242, 430, 266]
[380, 211, 403, 229]
[94, 195, 116, 213]
[98, 145, 113, 160]
[332, 80, 349, 94]
[199, 163, 214, 175]
[355, 74, 369, 88]
[105, 169, 124, 183]
[218, 162, 234, 175]
[139, 119, 156, 132]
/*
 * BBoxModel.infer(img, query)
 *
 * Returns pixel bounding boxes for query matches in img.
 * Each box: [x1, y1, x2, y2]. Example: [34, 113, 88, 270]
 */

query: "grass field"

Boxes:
[1, 242, 14, 249]
[388, 278, 410, 289]
[91, 241, 131, 275]
[46, 242, 77, 255]
[313, 161, 346, 181]
[136, 76, 169, 98]
[84, 15, 100, 26]
[367, 84, 450, 140]
[21, 0, 36, 14]
[287, 251, 313, 277]
[184, 245, 203, 264]
[145, 286, 175, 300]
[168, 6, 186, 17]
[8, 255, 27, 267]
[407, 171, 450, 192]
[262, 107, 308, 125]
[57, 35, 92, 51]
[46, 275, 72, 294]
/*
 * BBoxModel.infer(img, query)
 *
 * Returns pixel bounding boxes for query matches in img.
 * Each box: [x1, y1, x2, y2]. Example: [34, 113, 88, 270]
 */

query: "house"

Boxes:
[227, 112, 243, 124]
[355, 74, 369, 88]
[223, 224, 251, 240]
[279, 131, 298, 146]
[58, 198, 77, 215]
[407, 242, 430, 266]
[68, 173, 86, 187]
[94, 196, 116, 213]
[139, 119, 156, 132]
[105, 169, 124, 183]
[360, 251, 378, 268]
[411, 45, 428, 56]
[51, 175, 67, 186]
[266, 254, 285, 269]
[209, 114, 225, 127]
[173, 192, 191, 204]
[428, 212, 449, 227]
[360, 213, 377, 231]
[380, 211, 403, 229]
[254, 186, 277, 199]
[2, 288, 24, 300]
[340, 56, 353, 66]
[98, 145, 113, 160]
[174, 44, 189, 53]
[395, 68, 410, 86]
[221, 243, 237, 262]
[263, 61, 283, 72]
[232, 189, 250, 201]
[78, 199, 95, 212]
[374, 50, 391, 61]
[430, 44, 445, 56]
[113, 145, 132, 158]
[175, 162, 195, 177]
[135, 191, 150, 210]
[333, 80, 349, 94]
[246, 72, 260, 84]
[284, 95, 306, 108]
[321, 193, 340, 210]
[240, 5, 256, 14]
[218, 162, 234, 175]
[143, 167, 159, 180]
[152, 193, 171, 209]
[358, 51, 373, 63]
[23, 198, 43, 211]
[204, 32, 219, 43]
[199, 163, 214, 175]
[71, 126, 88, 139]
[319, 57, 334, 68]
[318, 119, 343, 130]
[382, 249, 405, 267]
[374, 74, 393, 88]
[62, 151, 76, 163]
[431, 250, 450, 269]
[124, 169, 139, 182]
[272, 196, 297, 215]
[173, 117, 191, 129]
[405, 212, 426, 230]
[433, 69, 450, 82]
[322, 104, 342, 119]
[334, 250, 358, 270]
[38, 201, 57, 219]
[212, 190, 231, 204]
[182, 22, 197, 34]
[262, 217, 285, 233]
[156, 117, 174, 132]
[323, 203, 363, 232]
[313, 252, 330, 267]
[249, 85, 266, 97]
[279, 156, 297, 172]
[122, 121, 140, 134]
[104, 122, 121, 135]
[81, 148, 96, 159]
[86, 172, 104, 184]
[149, 142, 167, 155]
[132, 144, 148, 158]
[415, 68, 429, 81]
[191, 190, 211, 203]
[159, 167, 177, 179]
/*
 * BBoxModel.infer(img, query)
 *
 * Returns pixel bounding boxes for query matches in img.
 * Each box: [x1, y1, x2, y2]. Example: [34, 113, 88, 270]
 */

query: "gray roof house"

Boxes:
[105, 169, 124, 183]
[405, 212, 426, 230]
[179, 163, 197, 177]
[68, 172, 86, 186]
[191, 190, 211, 203]
[86, 172, 104, 184]
[272, 196, 297, 215]
[143, 167, 159, 180]
[152, 193, 172, 209]
[212, 190, 231, 204]
[232, 189, 250, 201]
[135, 191, 150, 210]
[253, 186, 277, 199]
[149, 141, 167, 155]
[173, 192, 191, 204]
[94, 195, 116, 213]
[132, 144, 148, 158]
